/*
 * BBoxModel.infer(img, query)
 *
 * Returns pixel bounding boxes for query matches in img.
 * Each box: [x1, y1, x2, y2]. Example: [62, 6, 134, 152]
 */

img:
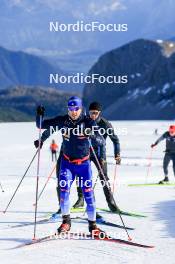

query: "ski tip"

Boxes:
[146, 245, 155, 249]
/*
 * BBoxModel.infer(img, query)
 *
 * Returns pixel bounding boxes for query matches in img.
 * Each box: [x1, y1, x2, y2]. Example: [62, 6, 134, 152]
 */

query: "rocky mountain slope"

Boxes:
[83, 39, 175, 120]
[0, 86, 75, 122]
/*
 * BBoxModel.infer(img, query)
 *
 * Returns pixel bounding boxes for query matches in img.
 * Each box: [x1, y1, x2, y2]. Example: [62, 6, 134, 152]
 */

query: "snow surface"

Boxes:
[0, 121, 175, 264]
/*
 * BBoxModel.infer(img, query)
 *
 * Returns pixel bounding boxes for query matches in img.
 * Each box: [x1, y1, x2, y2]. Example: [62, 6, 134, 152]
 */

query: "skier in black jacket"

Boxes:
[35, 101, 121, 219]
[35, 123, 106, 212]
[35, 96, 107, 235]
[74, 102, 121, 211]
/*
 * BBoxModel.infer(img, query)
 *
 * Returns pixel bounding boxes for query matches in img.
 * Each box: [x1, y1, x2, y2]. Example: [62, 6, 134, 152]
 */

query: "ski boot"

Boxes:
[57, 214, 71, 234]
[103, 186, 120, 213]
[50, 185, 62, 221]
[108, 201, 121, 213]
[50, 207, 61, 222]
[73, 197, 84, 208]
[159, 176, 169, 184]
[88, 220, 106, 239]
[96, 212, 105, 224]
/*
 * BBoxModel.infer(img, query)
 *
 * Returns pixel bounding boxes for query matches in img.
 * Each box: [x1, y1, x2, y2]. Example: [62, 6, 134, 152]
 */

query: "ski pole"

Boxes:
[145, 148, 153, 183]
[33, 163, 57, 206]
[0, 182, 5, 192]
[3, 149, 38, 214]
[33, 115, 42, 240]
[89, 140, 132, 241]
[92, 174, 100, 190]
[112, 164, 117, 194]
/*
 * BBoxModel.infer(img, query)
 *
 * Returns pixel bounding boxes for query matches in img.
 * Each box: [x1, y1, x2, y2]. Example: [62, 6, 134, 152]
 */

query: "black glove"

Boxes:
[151, 143, 156, 148]
[115, 154, 121, 165]
[34, 140, 43, 149]
[36, 105, 45, 117]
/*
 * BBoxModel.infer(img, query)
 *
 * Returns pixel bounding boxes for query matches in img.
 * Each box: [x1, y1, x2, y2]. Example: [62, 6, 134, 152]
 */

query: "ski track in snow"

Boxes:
[0, 121, 175, 264]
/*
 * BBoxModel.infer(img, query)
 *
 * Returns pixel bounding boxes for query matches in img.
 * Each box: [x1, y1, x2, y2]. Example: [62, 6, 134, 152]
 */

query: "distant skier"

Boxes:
[154, 129, 158, 135]
[35, 96, 105, 236]
[151, 125, 175, 184]
[50, 140, 58, 162]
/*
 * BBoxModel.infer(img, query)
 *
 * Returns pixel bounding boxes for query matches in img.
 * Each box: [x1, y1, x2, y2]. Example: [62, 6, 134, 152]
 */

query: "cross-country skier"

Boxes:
[151, 125, 175, 184]
[35, 96, 105, 236]
[73, 102, 121, 210]
[50, 140, 58, 162]
[34, 113, 106, 218]
[35, 102, 121, 219]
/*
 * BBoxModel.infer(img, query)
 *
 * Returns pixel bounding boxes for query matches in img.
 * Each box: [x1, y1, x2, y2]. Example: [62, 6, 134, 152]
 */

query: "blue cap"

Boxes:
[68, 96, 82, 111]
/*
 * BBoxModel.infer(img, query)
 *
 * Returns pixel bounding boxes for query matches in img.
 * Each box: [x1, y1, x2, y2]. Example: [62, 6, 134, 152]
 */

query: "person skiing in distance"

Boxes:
[154, 129, 158, 135]
[50, 140, 58, 162]
[35, 96, 105, 236]
[151, 125, 175, 184]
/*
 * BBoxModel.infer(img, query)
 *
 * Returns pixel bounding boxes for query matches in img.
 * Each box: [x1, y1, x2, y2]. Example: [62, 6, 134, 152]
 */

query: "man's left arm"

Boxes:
[105, 121, 121, 164]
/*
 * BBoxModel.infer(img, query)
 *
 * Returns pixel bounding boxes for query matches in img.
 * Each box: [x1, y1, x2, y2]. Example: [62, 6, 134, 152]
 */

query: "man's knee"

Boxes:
[84, 187, 93, 193]
[83, 188, 95, 201]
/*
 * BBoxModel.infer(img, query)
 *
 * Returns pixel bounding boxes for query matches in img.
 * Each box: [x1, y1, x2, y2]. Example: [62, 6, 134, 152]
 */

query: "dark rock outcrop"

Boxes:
[83, 39, 175, 119]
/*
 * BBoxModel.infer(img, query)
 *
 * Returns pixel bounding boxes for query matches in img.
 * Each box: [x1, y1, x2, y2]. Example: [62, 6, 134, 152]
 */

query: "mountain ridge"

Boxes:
[0, 86, 77, 122]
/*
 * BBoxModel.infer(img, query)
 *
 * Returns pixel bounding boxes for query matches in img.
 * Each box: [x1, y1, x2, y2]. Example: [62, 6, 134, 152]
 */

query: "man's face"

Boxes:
[89, 110, 101, 120]
[169, 130, 175, 136]
[68, 107, 82, 120]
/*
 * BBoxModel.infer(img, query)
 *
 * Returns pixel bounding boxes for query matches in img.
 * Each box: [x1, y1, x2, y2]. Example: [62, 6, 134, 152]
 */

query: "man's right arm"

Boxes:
[151, 132, 168, 148]
[41, 129, 51, 142]
[34, 128, 53, 149]
[36, 106, 63, 130]
[36, 115, 62, 130]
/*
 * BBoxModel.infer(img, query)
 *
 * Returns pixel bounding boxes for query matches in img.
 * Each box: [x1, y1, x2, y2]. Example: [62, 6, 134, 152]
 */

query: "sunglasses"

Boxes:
[89, 111, 100, 116]
[68, 106, 80, 112]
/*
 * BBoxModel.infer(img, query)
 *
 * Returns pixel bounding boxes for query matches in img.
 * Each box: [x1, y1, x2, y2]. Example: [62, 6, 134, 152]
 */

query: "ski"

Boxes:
[97, 208, 146, 218]
[7, 216, 134, 230]
[46, 207, 146, 218]
[8, 207, 144, 230]
[11, 234, 55, 248]
[7, 217, 59, 229]
[89, 234, 154, 248]
[11, 231, 154, 249]
[43, 207, 86, 218]
[72, 216, 134, 230]
[118, 210, 146, 218]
